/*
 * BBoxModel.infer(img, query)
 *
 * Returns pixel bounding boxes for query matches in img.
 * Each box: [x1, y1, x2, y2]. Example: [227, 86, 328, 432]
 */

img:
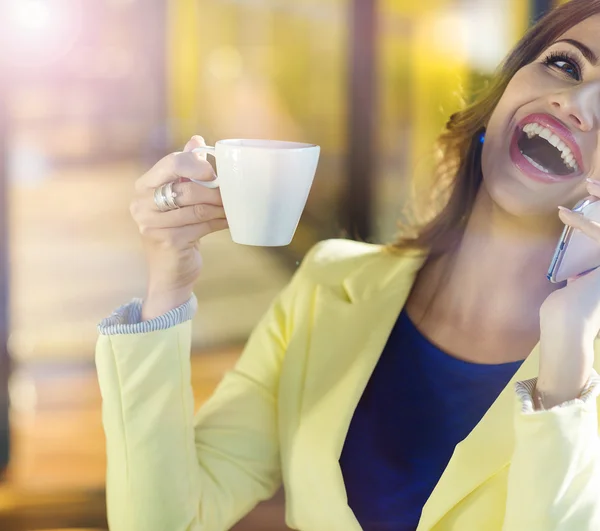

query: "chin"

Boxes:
[481, 174, 549, 218]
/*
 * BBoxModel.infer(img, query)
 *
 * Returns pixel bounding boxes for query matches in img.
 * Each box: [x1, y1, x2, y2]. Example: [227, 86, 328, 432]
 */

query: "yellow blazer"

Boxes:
[96, 239, 600, 531]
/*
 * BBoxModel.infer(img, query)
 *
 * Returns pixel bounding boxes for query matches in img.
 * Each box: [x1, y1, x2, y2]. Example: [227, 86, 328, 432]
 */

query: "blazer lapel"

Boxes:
[288, 248, 427, 530]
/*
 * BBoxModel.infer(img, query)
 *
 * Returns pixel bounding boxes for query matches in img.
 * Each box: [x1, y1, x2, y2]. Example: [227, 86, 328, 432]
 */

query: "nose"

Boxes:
[548, 81, 600, 132]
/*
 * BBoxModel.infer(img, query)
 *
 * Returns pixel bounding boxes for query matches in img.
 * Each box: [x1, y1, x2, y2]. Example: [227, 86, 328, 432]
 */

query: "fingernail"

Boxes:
[558, 206, 578, 215]
[558, 206, 582, 217]
[586, 178, 600, 185]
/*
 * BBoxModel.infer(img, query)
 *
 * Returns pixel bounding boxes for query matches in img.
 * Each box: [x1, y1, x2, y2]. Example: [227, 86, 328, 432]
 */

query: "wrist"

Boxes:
[536, 366, 591, 409]
[534, 378, 588, 409]
[142, 285, 194, 321]
[537, 331, 594, 409]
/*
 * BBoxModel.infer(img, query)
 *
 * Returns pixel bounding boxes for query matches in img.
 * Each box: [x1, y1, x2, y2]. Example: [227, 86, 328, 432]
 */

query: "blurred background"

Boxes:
[0, 0, 568, 529]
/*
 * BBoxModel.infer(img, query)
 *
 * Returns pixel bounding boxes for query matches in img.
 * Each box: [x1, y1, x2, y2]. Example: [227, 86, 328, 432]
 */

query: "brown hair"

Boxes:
[386, 0, 600, 260]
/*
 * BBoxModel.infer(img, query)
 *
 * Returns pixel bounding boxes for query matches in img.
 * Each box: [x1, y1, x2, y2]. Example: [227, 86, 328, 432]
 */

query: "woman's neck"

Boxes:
[409, 186, 566, 341]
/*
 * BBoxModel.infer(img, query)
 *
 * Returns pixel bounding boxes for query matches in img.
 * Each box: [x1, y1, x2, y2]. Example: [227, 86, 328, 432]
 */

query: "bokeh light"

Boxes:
[9, 0, 52, 32]
[6, 0, 82, 67]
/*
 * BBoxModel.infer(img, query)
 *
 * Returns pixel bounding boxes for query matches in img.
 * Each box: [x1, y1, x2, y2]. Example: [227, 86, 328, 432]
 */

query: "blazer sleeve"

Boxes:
[96, 252, 310, 531]
[503, 373, 600, 531]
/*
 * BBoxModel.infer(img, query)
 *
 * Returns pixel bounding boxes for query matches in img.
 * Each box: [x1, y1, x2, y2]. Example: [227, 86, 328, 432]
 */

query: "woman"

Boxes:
[97, 2, 600, 530]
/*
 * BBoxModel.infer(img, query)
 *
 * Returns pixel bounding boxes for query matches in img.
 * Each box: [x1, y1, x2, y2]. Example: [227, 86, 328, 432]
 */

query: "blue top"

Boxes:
[339, 307, 523, 531]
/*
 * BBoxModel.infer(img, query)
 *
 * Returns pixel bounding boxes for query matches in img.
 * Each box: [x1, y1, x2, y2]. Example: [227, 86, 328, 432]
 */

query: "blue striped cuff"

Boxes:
[516, 369, 600, 413]
[97, 295, 198, 336]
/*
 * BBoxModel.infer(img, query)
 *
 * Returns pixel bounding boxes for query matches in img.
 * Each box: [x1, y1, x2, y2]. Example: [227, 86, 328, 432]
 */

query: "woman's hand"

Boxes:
[537, 179, 600, 408]
[130, 136, 229, 320]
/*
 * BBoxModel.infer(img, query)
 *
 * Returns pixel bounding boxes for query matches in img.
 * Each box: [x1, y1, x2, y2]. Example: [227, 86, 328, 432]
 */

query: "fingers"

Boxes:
[183, 135, 207, 159]
[137, 149, 216, 190]
[145, 219, 229, 246]
[131, 180, 223, 224]
[131, 136, 228, 245]
[556, 179, 600, 241]
[586, 178, 600, 199]
[171, 180, 223, 208]
[558, 205, 600, 242]
[133, 202, 227, 231]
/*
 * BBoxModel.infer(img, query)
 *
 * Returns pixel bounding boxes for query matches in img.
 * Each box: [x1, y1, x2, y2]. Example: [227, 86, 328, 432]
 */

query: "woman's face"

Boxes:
[482, 14, 600, 218]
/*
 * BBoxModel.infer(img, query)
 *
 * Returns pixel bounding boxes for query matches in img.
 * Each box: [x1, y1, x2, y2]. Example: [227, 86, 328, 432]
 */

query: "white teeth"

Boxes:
[561, 146, 573, 159]
[548, 134, 560, 147]
[521, 122, 580, 173]
[523, 153, 550, 173]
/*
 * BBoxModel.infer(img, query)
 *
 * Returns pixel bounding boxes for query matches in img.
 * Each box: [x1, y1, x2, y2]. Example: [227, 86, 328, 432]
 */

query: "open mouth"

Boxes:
[516, 123, 579, 177]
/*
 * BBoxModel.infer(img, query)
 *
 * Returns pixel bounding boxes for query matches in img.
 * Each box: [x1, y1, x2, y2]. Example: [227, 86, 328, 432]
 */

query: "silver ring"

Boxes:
[153, 182, 180, 212]
[163, 181, 180, 210]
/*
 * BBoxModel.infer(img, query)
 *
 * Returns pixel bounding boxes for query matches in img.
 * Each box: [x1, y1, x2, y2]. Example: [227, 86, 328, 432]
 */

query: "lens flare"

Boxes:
[9, 0, 52, 31]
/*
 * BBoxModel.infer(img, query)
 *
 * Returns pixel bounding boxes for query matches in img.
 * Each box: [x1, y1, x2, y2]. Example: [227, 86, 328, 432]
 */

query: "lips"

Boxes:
[509, 113, 585, 183]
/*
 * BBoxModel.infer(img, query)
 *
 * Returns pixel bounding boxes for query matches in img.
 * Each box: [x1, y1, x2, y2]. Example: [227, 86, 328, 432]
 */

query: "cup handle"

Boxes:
[191, 146, 219, 189]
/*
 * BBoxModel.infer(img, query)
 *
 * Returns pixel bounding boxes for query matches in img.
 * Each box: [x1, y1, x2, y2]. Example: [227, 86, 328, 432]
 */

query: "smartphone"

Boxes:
[547, 195, 600, 283]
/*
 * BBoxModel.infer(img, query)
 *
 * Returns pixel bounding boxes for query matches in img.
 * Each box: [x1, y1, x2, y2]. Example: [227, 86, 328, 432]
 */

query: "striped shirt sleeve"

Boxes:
[516, 369, 600, 413]
[97, 295, 198, 336]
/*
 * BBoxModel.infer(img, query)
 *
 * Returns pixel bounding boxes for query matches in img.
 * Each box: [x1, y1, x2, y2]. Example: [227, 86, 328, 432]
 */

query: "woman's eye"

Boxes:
[543, 53, 582, 81]
[553, 60, 579, 79]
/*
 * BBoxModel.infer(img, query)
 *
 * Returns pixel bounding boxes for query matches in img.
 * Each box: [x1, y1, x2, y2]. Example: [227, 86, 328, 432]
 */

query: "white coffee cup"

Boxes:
[192, 139, 320, 247]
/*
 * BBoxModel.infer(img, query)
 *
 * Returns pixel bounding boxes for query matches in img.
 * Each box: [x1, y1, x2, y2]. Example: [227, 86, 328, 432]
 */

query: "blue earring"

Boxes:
[479, 131, 486, 144]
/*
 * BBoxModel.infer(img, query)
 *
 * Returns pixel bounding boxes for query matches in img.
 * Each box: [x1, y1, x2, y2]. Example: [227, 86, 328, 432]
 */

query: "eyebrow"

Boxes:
[554, 38, 598, 66]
